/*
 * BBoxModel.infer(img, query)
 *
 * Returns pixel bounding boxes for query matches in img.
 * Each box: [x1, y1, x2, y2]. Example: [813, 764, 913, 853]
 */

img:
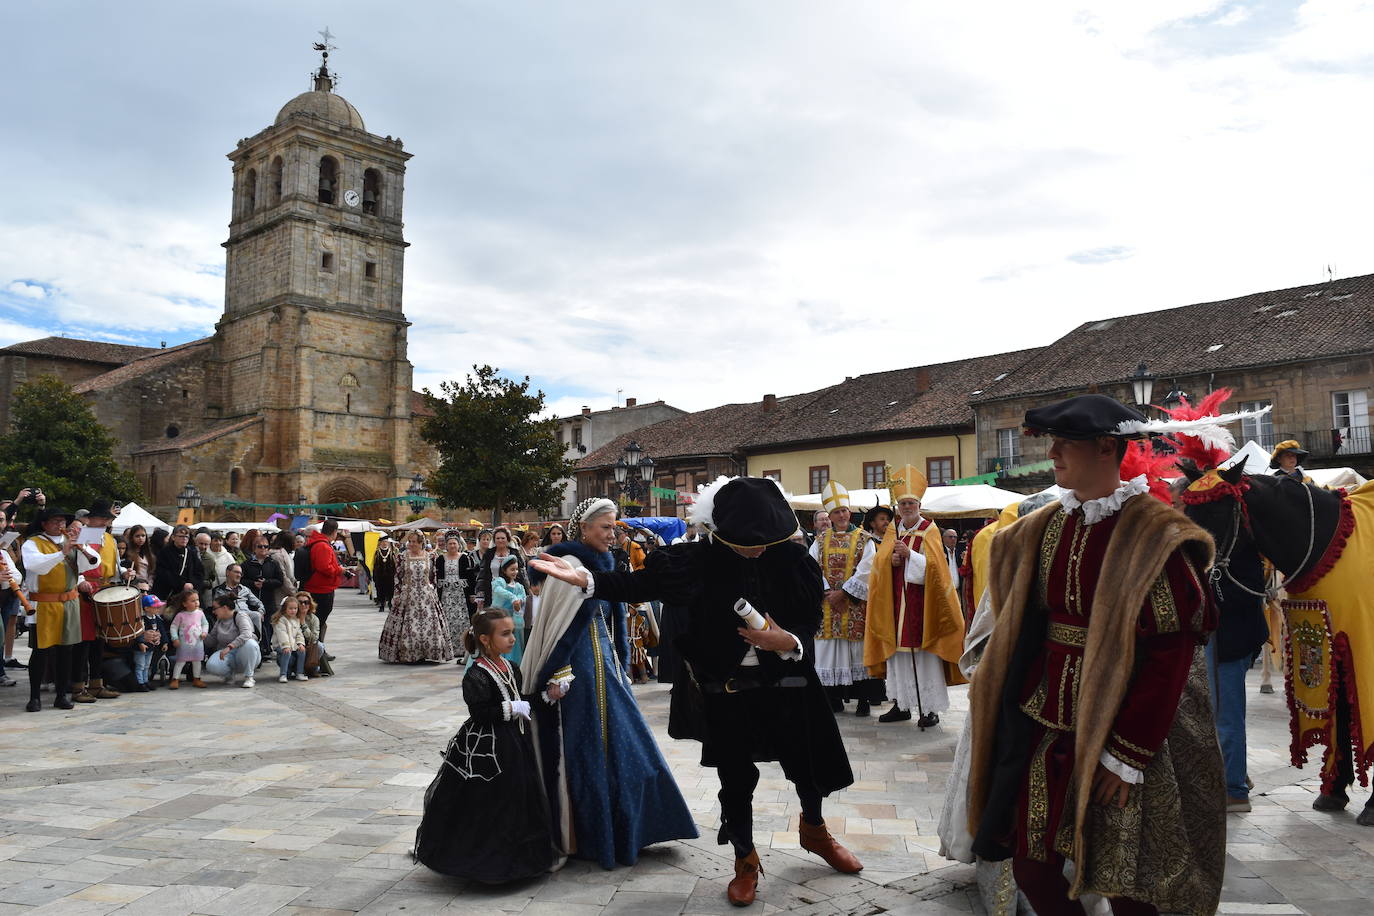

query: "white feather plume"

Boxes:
[1111, 405, 1272, 453]
[688, 475, 790, 531]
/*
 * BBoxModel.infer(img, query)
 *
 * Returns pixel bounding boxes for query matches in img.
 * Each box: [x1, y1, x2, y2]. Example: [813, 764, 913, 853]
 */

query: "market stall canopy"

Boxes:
[1308, 467, 1368, 488]
[619, 516, 687, 544]
[787, 484, 1025, 519]
[109, 501, 172, 534]
[387, 517, 448, 532]
[304, 519, 378, 534]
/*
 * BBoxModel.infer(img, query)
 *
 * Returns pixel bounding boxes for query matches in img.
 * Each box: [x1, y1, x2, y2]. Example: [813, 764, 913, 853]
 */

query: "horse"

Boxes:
[1179, 461, 1374, 825]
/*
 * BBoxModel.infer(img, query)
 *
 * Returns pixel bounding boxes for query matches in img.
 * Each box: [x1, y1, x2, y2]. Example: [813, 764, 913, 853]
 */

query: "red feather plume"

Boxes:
[1120, 440, 1179, 505]
[1161, 388, 1234, 471]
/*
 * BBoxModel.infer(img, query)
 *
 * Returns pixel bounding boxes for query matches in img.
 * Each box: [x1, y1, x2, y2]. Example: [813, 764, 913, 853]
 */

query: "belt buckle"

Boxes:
[724, 678, 738, 694]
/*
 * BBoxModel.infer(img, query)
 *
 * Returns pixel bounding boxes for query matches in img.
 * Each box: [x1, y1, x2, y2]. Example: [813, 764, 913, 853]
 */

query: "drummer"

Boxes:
[71, 500, 123, 702]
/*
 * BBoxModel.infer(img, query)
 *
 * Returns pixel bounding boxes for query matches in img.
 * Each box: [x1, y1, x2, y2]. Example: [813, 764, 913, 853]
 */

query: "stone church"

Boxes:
[0, 53, 434, 519]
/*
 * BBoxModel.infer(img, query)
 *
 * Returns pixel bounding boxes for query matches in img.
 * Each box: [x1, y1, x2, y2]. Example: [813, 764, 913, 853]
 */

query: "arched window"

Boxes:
[244, 168, 257, 215]
[229, 467, 242, 495]
[270, 156, 284, 206]
[318, 156, 338, 204]
[148, 465, 157, 503]
[363, 168, 382, 215]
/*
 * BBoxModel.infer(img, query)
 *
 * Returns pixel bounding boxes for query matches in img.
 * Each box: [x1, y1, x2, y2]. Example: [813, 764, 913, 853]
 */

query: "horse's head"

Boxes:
[1182, 460, 1338, 583]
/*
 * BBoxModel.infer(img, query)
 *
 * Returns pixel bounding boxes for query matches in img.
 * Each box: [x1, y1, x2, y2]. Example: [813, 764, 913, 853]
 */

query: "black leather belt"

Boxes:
[702, 674, 808, 695]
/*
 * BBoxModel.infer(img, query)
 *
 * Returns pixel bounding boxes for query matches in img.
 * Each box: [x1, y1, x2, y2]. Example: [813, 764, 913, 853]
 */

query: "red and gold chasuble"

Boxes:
[891, 520, 933, 651]
[819, 529, 867, 641]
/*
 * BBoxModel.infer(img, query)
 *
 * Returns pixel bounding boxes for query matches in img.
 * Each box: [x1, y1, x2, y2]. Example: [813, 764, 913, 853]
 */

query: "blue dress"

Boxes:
[492, 579, 527, 665]
[532, 541, 698, 868]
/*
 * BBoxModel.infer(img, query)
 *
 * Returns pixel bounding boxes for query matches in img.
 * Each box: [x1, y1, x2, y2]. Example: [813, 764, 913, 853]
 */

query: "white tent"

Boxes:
[304, 519, 379, 534]
[788, 484, 1026, 519]
[110, 501, 172, 534]
[1220, 440, 1367, 488]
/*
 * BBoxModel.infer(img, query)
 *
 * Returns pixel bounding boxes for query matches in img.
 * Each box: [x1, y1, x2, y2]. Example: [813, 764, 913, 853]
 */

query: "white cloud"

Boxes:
[2, 1, 1373, 416]
[5, 281, 48, 300]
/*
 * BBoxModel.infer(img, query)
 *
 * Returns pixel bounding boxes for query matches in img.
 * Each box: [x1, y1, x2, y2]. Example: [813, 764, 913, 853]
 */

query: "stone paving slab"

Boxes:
[2, 589, 1372, 914]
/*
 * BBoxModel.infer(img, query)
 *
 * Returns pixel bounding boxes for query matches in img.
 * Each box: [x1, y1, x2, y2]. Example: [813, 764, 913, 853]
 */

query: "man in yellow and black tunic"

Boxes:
[20, 507, 82, 712]
[967, 395, 1225, 916]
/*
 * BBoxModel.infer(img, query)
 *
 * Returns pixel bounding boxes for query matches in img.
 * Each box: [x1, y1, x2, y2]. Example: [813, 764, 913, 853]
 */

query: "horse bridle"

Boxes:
[1208, 478, 1316, 599]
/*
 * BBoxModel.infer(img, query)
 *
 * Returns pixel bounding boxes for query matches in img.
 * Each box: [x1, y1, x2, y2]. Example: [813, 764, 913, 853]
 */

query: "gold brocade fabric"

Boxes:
[819, 529, 867, 641]
[1065, 648, 1226, 916]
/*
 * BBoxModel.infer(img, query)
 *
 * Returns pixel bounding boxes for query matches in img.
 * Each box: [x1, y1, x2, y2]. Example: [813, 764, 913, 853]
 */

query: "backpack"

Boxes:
[293, 543, 313, 588]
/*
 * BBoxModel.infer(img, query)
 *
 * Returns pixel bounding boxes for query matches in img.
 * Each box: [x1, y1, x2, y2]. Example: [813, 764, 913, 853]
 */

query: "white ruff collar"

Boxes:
[1060, 475, 1149, 525]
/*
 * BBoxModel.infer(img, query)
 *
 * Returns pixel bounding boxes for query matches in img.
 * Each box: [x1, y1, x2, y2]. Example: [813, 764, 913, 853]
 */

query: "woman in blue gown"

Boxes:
[521, 497, 697, 869]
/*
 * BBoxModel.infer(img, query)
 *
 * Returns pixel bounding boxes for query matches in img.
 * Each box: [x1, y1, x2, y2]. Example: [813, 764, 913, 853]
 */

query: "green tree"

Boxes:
[419, 365, 574, 525]
[0, 374, 143, 513]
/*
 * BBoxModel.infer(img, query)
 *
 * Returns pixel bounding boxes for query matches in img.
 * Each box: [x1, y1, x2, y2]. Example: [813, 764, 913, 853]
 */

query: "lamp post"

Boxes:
[613, 441, 656, 518]
[1130, 363, 1156, 412]
[406, 473, 429, 516]
[176, 482, 201, 525]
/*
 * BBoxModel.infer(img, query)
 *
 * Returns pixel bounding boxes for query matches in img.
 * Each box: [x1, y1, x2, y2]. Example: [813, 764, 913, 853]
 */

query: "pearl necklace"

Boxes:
[477, 655, 523, 733]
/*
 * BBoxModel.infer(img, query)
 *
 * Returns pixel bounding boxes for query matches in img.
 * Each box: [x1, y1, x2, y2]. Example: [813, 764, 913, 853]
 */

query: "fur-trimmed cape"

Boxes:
[967, 494, 1225, 914]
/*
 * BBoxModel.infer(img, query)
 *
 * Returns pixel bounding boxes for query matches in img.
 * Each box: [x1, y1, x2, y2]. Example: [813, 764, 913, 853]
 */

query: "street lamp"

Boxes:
[406, 473, 429, 515]
[1130, 363, 1155, 411]
[614, 441, 656, 517]
[176, 482, 201, 511]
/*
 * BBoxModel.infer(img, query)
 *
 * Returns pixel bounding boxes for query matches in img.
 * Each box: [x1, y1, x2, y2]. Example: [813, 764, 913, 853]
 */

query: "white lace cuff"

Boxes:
[1099, 749, 1145, 785]
[501, 701, 513, 721]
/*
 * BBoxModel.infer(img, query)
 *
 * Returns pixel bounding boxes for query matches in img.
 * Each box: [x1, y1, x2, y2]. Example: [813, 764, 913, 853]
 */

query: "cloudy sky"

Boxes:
[3, 1, 1372, 417]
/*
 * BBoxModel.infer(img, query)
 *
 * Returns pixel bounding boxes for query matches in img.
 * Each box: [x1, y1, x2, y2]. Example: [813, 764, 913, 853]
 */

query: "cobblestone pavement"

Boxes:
[2, 590, 1371, 915]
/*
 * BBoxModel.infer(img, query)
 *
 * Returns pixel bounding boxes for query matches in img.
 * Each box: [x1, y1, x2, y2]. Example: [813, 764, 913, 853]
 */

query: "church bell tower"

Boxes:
[209, 32, 417, 512]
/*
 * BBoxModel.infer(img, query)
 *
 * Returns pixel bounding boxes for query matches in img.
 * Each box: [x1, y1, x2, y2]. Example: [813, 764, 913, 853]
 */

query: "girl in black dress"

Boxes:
[413, 609, 555, 883]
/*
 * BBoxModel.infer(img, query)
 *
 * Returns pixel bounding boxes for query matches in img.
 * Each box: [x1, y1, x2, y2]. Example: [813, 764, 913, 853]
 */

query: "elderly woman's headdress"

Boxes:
[569, 496, 617, 541]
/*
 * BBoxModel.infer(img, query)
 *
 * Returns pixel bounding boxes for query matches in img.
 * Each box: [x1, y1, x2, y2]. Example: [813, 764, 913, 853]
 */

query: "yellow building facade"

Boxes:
[746, 432, 976, 494]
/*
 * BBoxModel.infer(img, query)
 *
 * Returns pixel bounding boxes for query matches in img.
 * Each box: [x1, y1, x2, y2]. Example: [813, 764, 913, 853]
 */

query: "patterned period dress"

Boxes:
[379, 553, 455, 663]
[437, 554, 470, 658]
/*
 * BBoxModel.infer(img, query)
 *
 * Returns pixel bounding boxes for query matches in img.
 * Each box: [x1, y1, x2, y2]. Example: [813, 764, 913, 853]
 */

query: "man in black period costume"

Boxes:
[966, 395, 1226, 916]
[532, 476, 860, 907]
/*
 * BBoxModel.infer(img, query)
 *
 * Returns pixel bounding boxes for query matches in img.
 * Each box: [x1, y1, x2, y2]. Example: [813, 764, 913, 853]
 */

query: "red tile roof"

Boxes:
[71, 339, 214, 394]
[131, 416, 262, 456]
[411, 390, 435, 418]
[976, 273, 1374, 402]
[1, 336, 156, 365]
[578, 348, 1047, 469]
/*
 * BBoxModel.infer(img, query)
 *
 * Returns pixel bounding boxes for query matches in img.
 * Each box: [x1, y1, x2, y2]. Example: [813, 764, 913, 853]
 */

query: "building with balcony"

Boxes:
[971, 273, 1374, 487]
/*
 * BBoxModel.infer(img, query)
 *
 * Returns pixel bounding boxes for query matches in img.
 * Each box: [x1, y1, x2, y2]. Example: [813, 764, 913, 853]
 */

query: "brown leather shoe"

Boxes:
[191, 679, 207, 688]
[168, 679, 180, 689]
[72, 688, 97, 703]
[91, 680, 120, 699]
[727, 850, 761, 907]
[799, 819, 863, 874]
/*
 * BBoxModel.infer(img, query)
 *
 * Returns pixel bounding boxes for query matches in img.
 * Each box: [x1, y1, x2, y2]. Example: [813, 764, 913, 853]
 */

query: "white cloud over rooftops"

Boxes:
[3, 1, 1372, 412]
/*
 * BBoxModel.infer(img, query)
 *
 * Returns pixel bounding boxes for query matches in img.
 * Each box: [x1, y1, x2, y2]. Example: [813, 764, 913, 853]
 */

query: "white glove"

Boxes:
[510, 699, 531, 720]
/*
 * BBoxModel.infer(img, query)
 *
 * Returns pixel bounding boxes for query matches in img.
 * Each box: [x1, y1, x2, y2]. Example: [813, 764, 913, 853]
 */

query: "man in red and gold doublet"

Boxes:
[967, 395, 1225, 916]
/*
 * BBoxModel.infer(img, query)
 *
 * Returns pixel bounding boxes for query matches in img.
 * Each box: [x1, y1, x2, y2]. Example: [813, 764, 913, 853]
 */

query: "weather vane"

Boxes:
[311, 27, 339, 89]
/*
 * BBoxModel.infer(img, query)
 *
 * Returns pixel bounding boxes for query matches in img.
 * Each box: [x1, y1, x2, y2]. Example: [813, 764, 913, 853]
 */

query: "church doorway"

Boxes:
[316, 477, 382, 520]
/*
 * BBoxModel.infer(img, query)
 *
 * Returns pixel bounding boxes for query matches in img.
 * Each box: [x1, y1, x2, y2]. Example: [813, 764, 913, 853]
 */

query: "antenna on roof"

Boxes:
[1326, 263, 1336, 283]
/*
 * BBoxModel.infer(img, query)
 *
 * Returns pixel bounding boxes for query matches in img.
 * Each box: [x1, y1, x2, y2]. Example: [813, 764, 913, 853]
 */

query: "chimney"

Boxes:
[915, 368, 930, 394]
[626, 397, 637, 407]
[581, 406, 591, 416]
[762, 393, 777, 411]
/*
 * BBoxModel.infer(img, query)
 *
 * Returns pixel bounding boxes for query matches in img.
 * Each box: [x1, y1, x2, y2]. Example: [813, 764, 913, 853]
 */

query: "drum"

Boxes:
[92, 585, 145, 648]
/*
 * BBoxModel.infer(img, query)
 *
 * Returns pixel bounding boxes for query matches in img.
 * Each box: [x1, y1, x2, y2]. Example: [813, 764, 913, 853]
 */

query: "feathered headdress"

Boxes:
[1155, 388, 1248, 471]
[1109, 387, 1269, 472]
[1119, 440, 1179, 505]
